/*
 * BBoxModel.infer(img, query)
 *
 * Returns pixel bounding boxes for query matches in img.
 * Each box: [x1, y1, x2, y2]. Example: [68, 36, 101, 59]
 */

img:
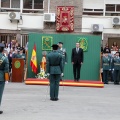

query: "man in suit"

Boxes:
[0, 43, 9, 114]
[71, 42, 84, 81]
[46, 44, 63, 101]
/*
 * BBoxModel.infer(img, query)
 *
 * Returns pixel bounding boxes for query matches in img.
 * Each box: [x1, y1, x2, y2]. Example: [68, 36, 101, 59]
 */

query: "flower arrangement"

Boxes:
[36, 68, 47, 79]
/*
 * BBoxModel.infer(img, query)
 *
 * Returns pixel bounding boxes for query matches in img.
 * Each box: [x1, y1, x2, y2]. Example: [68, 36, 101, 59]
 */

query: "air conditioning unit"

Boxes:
[44, 13, 55, 22]
[91, 24, 103, 32]
[8, 12, 21, 20]
[112, 17, 120, 25]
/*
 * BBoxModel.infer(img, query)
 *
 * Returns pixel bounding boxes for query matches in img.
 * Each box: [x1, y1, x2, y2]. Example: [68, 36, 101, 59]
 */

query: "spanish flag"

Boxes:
[30, 43, 37, 74]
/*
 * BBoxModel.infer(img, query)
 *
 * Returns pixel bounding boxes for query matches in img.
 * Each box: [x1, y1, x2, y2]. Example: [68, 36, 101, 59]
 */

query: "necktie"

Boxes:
[77, 48, 79, 53]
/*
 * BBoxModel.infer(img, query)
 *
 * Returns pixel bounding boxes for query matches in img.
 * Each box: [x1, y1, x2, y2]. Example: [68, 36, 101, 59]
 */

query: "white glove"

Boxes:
[47, 73, 50, 76]
[5, 81, 9, 84]
[109, 69, 111, 71]
[112, 69, 114, 71]
[100, 68, 103, 73]
[61, 73, 64, 77]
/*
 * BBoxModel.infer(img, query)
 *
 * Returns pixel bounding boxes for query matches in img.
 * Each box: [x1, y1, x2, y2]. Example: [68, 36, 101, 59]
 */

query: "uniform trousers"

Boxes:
[114, 70, 120, 84]
[49, 74, 60, 99]
[0, 81, 5, 106]
[103, 70, 109, 84]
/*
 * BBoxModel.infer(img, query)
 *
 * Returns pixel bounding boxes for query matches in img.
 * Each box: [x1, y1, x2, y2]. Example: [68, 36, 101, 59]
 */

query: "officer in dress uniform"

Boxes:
[58, 42, 67, 81]
[0, 43, 9, 114]
[113, 52, 120, 85]
[58, 42, 67, 71]
[46, 44, 63, 101]
[15, 47, 26, 61]
[102, 51, 111, 84]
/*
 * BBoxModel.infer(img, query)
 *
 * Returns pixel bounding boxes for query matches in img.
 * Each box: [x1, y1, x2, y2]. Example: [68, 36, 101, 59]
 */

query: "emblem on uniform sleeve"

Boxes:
[0, 59, 3, 65]
[78, 37, 88, 51]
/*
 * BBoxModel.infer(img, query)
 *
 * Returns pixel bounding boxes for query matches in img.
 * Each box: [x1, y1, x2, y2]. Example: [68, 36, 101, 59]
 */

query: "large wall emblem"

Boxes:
[78, 38, 88, 51]
[42, 36, 53, 50]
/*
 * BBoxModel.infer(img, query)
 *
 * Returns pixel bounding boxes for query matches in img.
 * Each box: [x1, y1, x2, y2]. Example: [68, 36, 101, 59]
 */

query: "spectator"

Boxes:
[111, 42, 119, 51]
[8, 49, 13, 72]
[103, 43, 111, 53]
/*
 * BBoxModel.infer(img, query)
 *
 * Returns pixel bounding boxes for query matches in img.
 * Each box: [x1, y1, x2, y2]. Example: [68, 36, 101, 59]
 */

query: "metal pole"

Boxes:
[48, 0, 50, 13]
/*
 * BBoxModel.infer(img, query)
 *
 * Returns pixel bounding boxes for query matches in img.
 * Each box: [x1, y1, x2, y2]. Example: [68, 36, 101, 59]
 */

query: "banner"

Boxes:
[56, 6, 74, 32]
[42, 36, 53, 50]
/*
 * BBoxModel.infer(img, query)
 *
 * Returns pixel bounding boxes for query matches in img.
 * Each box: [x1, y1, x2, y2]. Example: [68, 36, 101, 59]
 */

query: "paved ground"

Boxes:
[0, 82, 120, 120]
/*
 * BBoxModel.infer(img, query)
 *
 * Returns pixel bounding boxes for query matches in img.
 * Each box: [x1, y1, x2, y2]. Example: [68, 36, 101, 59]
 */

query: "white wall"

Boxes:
[105, 0, 120, 4]
[83, 0, 104, 9]
[0, 13, 44, 30]
[82, 16, 120, 34]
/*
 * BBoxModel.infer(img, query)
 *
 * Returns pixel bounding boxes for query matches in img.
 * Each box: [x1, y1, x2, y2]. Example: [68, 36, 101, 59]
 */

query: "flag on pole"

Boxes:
[30, 43, 37, 74]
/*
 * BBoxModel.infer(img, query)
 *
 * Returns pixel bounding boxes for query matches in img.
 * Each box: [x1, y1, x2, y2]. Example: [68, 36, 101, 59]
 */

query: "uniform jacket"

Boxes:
[102, 56, 111, 70]
[113, 57, 120, 70]
[71, 48, 83, 63]
[0, 53, 9, 81]
[58, 48, 68, 64]
[46, 51, 63, 74]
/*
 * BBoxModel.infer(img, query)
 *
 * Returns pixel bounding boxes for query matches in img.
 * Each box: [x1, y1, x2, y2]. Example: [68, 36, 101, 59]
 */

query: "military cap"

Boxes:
[58, 42, 63, 44]
[0, 43, 5, 48]
[51, 44, 59, 50]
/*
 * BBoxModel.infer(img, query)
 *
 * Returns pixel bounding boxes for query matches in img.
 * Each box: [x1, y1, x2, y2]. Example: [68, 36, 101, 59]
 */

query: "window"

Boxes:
[34, 0, 43, 9]
[83, 9, 103, 16]
[116, 5, 120, 12]
[106, 4, 115, 11]
[23, 0, 32, 9]
[105, 4, 120, 16]
[1, 0, 10, 8]
[11, 0, 20, 8]
[23, 0, 43, 9]
[0, 0, 43, 13]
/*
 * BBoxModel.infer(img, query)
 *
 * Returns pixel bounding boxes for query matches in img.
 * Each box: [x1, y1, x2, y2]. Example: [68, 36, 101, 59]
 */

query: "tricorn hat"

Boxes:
[58, 42, 63, 44]
[51, 44, 59, 50]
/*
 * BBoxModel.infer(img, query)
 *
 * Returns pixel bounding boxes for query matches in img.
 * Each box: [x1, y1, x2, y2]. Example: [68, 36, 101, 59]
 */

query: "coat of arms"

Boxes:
[78, 38, 88, 51]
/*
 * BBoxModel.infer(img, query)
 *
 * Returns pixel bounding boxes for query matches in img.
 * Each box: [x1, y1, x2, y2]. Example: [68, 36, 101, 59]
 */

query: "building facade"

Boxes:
[0, 0, 120, 48]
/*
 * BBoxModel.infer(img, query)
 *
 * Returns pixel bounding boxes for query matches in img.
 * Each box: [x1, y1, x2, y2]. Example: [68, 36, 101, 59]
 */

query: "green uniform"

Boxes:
[46, 51, 63, 99]
[58, 48, 67, 71]
[16, 53, 26, 60]
[0, 53, 9, 106]
[113, 57, 120, 84]
[102, 56, 111, 84]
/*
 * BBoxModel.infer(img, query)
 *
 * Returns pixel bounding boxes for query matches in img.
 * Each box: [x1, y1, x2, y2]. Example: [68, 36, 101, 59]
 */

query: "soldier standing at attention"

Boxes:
[102, 51, 111, 84]
[58, 42, 67, 80]
[46, 44, 63, 101]
[0, 43, 9, 114]
[113, 52, 120, 85]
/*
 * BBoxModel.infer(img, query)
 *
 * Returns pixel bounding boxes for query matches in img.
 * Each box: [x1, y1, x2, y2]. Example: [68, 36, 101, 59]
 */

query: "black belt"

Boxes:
[50, 65, 60, 66]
